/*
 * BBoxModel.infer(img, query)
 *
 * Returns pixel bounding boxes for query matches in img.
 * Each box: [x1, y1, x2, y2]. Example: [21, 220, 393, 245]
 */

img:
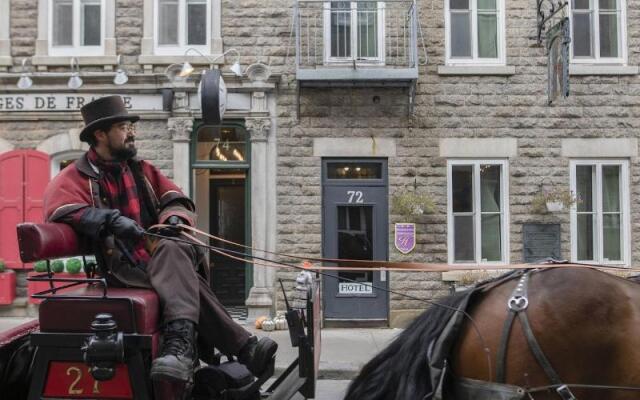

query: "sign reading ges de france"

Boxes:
[0, 94, 163, 111]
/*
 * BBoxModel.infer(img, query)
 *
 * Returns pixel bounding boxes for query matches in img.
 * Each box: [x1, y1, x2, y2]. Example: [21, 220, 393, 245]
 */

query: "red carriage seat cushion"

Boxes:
[39, 286, 159, 334]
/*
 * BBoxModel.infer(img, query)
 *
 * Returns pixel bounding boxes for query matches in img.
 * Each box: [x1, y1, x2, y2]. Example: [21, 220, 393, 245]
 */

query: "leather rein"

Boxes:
[497, 269, 640, 399]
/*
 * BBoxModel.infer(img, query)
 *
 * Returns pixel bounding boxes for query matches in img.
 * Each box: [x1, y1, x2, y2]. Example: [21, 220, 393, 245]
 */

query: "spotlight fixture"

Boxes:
[68, 57, 83, 89]
[164, 47, 243, 82]
[113, 55, 128, 85]
[16, 58, 33, 89]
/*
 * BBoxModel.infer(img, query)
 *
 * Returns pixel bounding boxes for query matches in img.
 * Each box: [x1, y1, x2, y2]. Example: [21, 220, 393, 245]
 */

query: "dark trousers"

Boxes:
[146, 239, 251, 355]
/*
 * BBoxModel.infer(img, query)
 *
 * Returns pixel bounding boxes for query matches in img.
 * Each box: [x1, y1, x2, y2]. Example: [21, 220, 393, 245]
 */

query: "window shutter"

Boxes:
[0, 151, 26, 268]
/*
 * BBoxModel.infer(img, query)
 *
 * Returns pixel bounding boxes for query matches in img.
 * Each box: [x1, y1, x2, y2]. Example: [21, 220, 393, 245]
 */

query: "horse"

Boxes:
[344, 267, 640, 400]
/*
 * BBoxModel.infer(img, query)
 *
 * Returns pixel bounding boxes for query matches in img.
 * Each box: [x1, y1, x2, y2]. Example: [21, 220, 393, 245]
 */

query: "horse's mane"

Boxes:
[343, 289, 473, 400]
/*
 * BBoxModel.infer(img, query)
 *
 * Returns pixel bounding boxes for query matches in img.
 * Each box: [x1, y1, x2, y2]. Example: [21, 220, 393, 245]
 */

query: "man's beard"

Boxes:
[110, 141, 137, 161]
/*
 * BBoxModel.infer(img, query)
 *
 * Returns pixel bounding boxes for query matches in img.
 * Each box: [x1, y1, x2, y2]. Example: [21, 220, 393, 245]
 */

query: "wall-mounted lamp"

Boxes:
[16, 58, 33, 89]
[164, 47, 243, 82]
[68, 57, 83, 89]
[113, 55, 128, 85]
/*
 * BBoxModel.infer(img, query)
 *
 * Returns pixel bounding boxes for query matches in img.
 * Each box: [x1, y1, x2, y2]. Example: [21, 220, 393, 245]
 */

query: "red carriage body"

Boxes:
[0, 223, 320, 400]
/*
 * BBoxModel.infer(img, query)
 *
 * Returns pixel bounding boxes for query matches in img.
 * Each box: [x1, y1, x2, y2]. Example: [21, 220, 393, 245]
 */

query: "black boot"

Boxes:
[238, 336, 278, 376]
[151, 319, 197, 382]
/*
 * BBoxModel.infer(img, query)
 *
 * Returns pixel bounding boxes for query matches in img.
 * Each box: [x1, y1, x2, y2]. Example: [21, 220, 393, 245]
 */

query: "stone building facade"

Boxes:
[0, 0, 639, 327]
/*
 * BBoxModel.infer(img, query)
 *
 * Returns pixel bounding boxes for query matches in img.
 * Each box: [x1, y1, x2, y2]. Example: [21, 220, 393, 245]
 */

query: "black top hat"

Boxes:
[79, 95, 140, 142]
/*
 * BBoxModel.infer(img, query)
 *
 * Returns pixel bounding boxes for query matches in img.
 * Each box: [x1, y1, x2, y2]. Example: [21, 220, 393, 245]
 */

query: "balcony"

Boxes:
[294, 0, 420, 87]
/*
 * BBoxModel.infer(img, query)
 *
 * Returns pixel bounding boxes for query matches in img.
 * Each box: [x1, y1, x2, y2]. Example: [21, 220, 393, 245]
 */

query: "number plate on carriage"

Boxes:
[43, 362, 133, 399]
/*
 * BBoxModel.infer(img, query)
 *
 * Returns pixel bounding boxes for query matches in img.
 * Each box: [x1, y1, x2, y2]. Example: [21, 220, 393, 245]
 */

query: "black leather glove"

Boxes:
[77, 208, 120, 239]
[110, 214, 145, 241]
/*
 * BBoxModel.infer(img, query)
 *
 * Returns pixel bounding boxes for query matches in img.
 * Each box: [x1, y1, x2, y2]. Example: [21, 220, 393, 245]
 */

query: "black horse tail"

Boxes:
[343, 290, 471, 400]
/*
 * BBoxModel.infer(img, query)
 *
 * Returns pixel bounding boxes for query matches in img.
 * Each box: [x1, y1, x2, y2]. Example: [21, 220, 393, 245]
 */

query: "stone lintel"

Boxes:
[313, 137, 396, 157]
[561, 138, 638, 158]
[439, 138, 518, 158]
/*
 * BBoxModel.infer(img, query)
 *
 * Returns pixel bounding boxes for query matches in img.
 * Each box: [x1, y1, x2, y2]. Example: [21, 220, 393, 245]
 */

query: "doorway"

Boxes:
[322, 159, 389, 323]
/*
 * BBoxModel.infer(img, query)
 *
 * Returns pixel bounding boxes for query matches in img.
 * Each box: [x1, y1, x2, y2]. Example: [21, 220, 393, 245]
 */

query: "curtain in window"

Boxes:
[53, 0, 73, 46]
[450, 0, 471, 57]
[159, 0, 179, 45]
[477, 0, 498, 58]
[572, 0, 593, 57]
[357, 2, 378, 58]
[602, 165, 621, 260]
[599, 0, 619, 58]
[187, 0, 207, 45]
[331, 2, 351, 57]
[81, 0, 101, 46]
[480, 165, 501, 261]
[576, 165, 594, 260]
[452, 165, 474, 262]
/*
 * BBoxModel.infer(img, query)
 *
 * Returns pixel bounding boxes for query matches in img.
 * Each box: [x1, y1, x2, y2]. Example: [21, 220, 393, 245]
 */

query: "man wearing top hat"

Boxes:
[43, 95, 277, 383]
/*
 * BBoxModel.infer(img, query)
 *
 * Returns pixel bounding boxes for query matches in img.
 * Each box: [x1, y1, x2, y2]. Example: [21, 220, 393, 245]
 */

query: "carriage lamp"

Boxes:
[67, 57, 83, 89]
[16, 58, 33, 89]
[113, 55, 129, 85]
[83, 313, 124, 381]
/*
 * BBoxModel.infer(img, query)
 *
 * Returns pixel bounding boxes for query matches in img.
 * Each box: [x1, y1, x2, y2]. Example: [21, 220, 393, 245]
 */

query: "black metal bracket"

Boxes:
[537, 0, 568, 44]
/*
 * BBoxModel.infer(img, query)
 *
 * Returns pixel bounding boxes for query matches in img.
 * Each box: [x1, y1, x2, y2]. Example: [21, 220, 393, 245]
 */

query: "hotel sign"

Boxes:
[0, 94, 163, 111]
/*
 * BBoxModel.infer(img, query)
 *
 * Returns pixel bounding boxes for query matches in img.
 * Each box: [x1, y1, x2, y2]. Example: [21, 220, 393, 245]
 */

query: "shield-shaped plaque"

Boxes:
[394, 223, 416, 254]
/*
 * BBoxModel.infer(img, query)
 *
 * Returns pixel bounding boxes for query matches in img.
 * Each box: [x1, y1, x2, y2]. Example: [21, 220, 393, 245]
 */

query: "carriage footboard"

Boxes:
[443, 376, 527, 400]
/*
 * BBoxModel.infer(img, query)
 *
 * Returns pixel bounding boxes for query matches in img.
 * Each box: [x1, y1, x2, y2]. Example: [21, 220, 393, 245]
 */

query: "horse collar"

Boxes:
[508, 272, 530, 312]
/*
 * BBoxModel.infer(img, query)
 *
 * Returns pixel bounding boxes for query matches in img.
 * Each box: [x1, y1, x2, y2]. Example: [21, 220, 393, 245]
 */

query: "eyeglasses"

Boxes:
[118, 122, 136, 133]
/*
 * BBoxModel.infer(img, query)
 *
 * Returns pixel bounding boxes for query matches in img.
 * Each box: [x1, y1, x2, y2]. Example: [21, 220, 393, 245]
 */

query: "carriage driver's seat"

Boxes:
[16, 222, 160, 338]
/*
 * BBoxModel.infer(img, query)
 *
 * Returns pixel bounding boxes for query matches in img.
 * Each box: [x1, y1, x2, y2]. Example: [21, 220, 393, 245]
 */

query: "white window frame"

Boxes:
[154, 0, 211, 56]
[444, 0, 506, 65]
[569, 0, 627, 64]
[570, 159, 630, 265]
[50, 150, 85, 177]
[447, 159, 510, 265]
[322, 1, 386, 65]
[48, 0, 106, 57]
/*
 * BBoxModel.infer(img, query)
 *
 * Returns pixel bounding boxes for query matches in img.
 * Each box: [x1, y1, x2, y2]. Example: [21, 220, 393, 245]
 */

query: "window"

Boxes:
[324, 1, 385, 63]
[447, 160, 509, 264]
[50, 151, 84, 177]
[445, 0, 505, 64]
[49, 0, 104, 56]
[155, 0, 210, 55]
[570, 0, 626, 63]
[570, 160, 629, 264]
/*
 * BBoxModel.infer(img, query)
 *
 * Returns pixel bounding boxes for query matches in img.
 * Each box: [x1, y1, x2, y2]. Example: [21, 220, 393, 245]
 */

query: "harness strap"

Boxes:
[496, 310, 517, 383]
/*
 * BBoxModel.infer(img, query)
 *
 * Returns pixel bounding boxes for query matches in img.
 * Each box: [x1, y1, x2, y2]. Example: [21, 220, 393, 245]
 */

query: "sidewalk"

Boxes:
[0, 317, 402, 380]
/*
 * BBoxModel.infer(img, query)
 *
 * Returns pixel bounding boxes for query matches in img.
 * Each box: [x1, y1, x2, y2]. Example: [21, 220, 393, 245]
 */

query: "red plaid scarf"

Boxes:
[87, 148, 150, 265]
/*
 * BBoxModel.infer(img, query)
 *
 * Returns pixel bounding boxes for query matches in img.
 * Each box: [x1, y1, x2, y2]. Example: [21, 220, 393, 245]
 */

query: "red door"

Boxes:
[0, 150, 50, 268]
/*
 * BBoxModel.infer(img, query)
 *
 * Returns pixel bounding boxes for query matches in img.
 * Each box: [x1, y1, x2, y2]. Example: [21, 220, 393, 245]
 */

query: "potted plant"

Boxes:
[0, 259, 16, 305]
[65, 258, 83, 275]
[531, 188, 579, 214]
[391, 189, 436, 222]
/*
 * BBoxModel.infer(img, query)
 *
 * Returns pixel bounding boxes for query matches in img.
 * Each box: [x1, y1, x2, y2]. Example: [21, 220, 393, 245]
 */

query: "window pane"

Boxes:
[454, 215, 474, 262]
[599, 0, 617, 9]
[603, 214, 621, 261]
[53, 0, 73, 46]
[81, 2, 101, 46]
[576, 165, 593, 212]
[196, 126, 247, 162]
[451, 12, 471, 57]
[327, 162, 382, 179]
[187, 1, 207, 45]
[357, 2, 378, 58]
[450, 0, 469, 9]
[159, 0, 179, 45]
[480, 165, 500, 212]
[478, 0, 496, 10]
[572, 13, 593, 57]
[577, 214, 594, 260]
[481, 214, 501, 261]
[338, 206, 374, 284]
[573, 0, 591, 9]
[602, 165, 620, 212]
[478, 13, 498, 58]
[331, 2, 351, 57]
[452, 165, 473, 212]
[599, 13, 619, 58]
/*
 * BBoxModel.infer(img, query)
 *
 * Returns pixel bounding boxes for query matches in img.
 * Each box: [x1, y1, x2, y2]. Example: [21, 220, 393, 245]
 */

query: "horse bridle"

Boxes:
[497, 269, 640, 399]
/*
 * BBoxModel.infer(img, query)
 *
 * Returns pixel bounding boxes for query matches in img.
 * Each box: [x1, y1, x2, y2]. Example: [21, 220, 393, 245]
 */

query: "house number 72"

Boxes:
[347, 191, 364, 203]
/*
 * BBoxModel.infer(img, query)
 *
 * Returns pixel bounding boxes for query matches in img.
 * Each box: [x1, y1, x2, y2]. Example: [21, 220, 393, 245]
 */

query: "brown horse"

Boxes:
[344, 267, 640, 400]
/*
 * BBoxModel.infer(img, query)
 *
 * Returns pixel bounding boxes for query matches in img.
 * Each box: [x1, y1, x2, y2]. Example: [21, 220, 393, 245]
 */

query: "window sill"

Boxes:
[32, 55, 119, 67]
[138, 54, 225, 66]
[438, 65, 515, 76]
[569, 64, 639, 76]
